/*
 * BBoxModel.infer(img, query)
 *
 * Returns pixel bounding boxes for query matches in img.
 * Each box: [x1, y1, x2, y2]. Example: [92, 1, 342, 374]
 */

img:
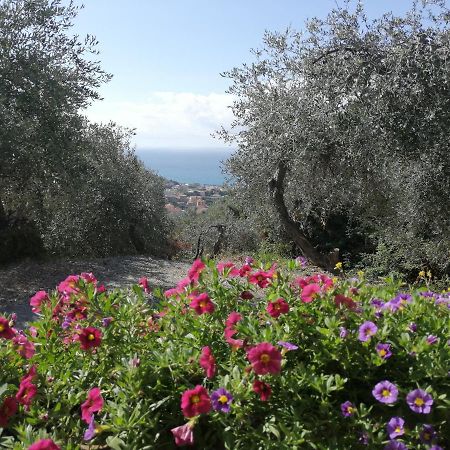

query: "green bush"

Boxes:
[0, 261, 449, 448]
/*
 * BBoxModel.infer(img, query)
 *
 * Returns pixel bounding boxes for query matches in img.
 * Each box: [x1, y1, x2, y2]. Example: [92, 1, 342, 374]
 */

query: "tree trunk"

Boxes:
[268, 162, 339, 271]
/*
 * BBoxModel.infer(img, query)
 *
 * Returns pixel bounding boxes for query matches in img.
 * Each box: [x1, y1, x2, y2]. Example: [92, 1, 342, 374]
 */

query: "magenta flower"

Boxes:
[171, 423, 194, 447]
[81, 388, 104, 424]
[372, 381, 398, 404]
[376, 343, 392, 359]
[426, 335, 438, 345]
[28, 440, 61, 450]
[340, 401, 355, 417]
[247, 342, 282, 375]
[211, 388, 233, 413]
[358, 321, 378, 342]
[406, 389, 433, 413]
[384, 441, 408, 450]
[386, 417, 405, 439]
[138, 277, 151, 294]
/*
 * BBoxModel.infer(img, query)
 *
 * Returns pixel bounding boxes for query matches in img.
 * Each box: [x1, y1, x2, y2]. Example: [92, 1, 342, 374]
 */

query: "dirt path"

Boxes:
[0, 256, 191, 326]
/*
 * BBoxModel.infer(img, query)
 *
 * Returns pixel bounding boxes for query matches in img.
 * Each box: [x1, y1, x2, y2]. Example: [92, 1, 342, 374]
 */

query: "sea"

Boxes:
[137, 148, 234, 186]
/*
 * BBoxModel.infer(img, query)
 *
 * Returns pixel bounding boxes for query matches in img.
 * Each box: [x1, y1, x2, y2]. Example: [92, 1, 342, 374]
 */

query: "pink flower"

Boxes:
[16, 379, 37, 410]
[224, 312, 244, 348]
[57, 275, 80, 296]
[217, 262, 240, 277]
[12, 334, 35, 359]
[267, 298, 289, 318]
[226, 312, 242, 327]
[248, 269, 274, 288]
[199, 346, 216, 378]
[28, 439, 60, 450]
[171, 423, 194, 447]
[188, 259, 206, 283]
[334, 294, 357, 310]
[247, 342, 282, 375]
[301, 283, 321, 303]
[81, 388, 104, 424]
[138, 277, 151, 294]
[180, 385, 211, 418]
[0, 396, 18, 428]
[78, 327, 102, 351]
[80, 272, 97, 285]
[239, 264, 252, 277]
[29, 291, 49, 314]
[189, 293, 215, 315]
[253, 380, 272, 401]
[0, 316, 16, 339]
[240, 290, 254, 300]
[164, 277, 191, 298]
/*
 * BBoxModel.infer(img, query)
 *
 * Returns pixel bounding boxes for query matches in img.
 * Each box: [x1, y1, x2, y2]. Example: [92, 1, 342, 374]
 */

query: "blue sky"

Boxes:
[72, 0, 416, 150]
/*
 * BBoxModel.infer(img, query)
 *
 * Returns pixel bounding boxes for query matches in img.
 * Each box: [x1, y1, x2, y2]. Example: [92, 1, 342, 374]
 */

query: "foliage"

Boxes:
[0, 0, 170, 260]
[0, 259, 449, 448]
[218, 0, 450, 276]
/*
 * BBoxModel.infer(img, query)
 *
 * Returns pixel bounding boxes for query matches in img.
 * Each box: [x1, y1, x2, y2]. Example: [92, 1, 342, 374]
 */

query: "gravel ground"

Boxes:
[0, 255, 191, 326]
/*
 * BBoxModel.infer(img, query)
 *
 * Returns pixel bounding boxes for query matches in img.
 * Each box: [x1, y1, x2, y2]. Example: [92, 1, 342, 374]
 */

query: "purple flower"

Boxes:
[408, 322, 417, 332]
[426, 335, 438, 345]
[102, 317, 113, 328]
[84, 417, 96, 441]
[295, 256, 308, 267]
[420, 291, 436, 298]
[340, 401, 355, 417]
[358, 321, 378, 342]
[277, 341, 298, 351]
[244, 256, 254, 265]
[384, 441, 408, 450]
[211, 388, 233, 413]
[358, 431, 369, 445]
[429, 446, 443, 450]
[339, 327, 349, 338]
[61, 317, 72, 329]
[420, 424, 436, 444]
[372, 381, 398, 404]
[370, 298, 385, 309]
[376, 343, 392, 359]
[435, 296, 450, 308]
[386, 417, 405, 439]
[396, 293, 412, 304]
[406, 389, 433, 413]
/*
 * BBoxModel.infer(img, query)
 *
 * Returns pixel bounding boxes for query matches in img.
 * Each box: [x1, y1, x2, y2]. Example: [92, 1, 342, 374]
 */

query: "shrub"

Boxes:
[0, 261, 449, 448]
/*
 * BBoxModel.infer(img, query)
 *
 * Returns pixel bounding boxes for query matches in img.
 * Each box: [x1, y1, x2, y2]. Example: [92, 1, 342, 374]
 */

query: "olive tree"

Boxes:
[219, 0, 450, 274]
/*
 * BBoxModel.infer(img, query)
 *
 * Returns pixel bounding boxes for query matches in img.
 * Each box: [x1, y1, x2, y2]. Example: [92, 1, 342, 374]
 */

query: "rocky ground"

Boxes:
[0, 256, 191, 326]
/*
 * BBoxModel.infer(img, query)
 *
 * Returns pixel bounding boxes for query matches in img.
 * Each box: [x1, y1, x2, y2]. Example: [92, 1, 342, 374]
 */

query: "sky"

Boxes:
[71, 0, 417, 150]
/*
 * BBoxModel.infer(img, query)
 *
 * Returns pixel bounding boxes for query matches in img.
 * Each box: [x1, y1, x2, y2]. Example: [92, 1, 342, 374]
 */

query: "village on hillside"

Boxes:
[163, 180, 228, 215]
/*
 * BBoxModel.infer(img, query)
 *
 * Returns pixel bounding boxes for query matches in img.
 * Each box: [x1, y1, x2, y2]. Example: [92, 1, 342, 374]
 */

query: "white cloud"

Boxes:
[84, 91, 235, 149]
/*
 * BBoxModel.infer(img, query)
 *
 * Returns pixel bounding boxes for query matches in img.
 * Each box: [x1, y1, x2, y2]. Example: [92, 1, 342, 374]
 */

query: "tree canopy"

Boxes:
[0, 0, 170, 261]
[219, 0, 450, 275]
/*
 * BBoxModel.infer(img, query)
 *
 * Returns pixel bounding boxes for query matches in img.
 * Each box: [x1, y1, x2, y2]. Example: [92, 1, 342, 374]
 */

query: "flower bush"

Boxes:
[0, 261, 449, 449]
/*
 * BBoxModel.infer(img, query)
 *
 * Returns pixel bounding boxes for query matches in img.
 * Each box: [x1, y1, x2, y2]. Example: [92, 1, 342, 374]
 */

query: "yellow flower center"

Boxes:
[88, 333, 95, 341]
[347, 406, 354, 414]
[191, 395, 200, 404]
[275, 304, 280, 310]
[260, 354, 270, 363]
[423, 432, 430, 440]
[219, 395, 228, 404]
[382, 389, 391, 397]
[395, 427, 402, 433]
[379, 349, 386, 356]
[199, 301, 206, 308]
[415, 397, 424, 406]
[0, 324, 4, 332]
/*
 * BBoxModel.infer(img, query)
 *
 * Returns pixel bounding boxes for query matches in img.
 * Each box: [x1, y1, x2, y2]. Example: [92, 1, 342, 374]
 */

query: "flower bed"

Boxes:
[1, 259, 449, 449]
